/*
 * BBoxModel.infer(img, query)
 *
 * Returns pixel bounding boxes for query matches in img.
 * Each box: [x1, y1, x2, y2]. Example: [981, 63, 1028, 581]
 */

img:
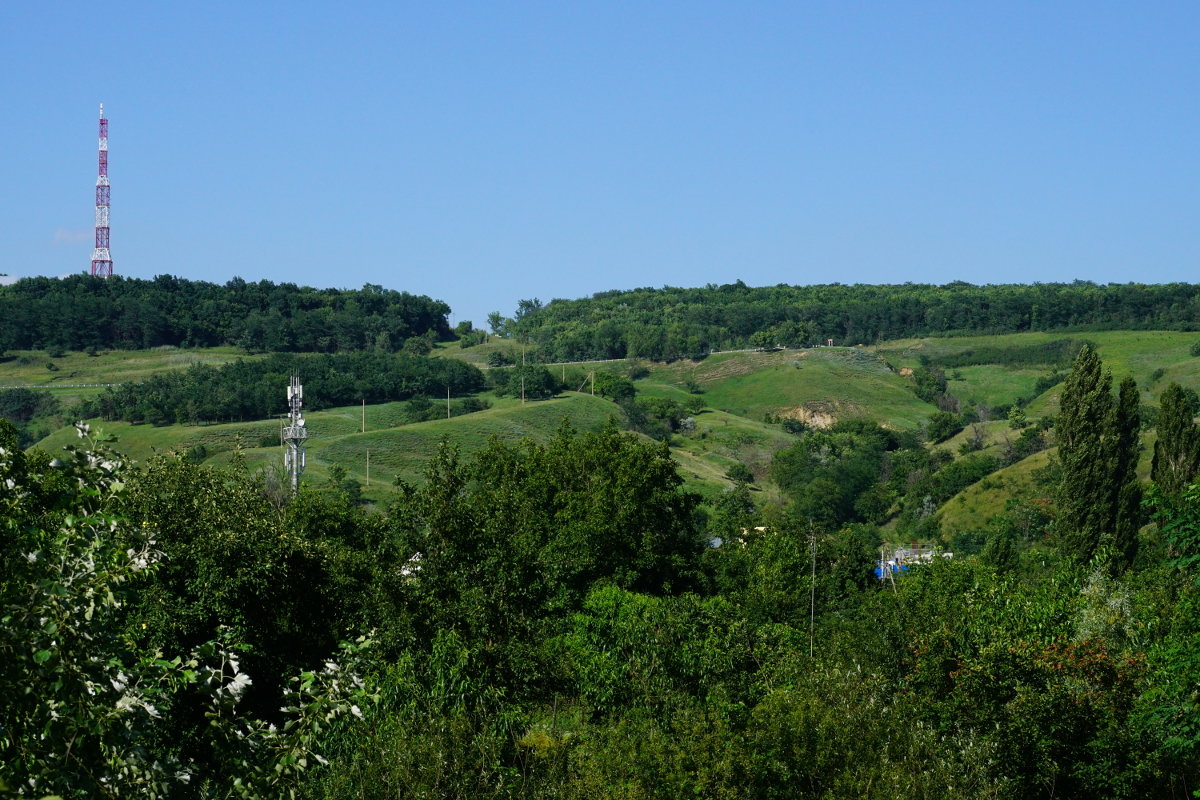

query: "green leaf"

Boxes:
[33, 649, 52, 665]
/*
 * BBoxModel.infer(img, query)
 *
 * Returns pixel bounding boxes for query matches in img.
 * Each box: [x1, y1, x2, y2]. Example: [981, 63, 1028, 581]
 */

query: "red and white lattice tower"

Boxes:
[90, 103, 113, 278]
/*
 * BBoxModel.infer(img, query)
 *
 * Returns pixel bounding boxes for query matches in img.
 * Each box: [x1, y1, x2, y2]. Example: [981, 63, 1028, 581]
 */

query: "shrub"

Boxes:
[725, 462, 755, 484]
[927, 410, 965, 443]
[486, 350, 515, 367]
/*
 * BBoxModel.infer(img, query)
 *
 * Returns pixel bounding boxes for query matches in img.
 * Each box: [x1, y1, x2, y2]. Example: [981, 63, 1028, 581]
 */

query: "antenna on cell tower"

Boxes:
[91, 103, 113, 278]
[283, 376, 308, 495]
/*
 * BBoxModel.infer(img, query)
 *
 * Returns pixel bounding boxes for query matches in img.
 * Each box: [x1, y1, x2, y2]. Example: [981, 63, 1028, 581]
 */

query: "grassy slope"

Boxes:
[875, 331, 1200, 537]
[936, 449, 1056, 535]
[24, 330, 1200, 516]
[430, 337, 548, 367]
[937, 434, 1158, 537]
[316, 392, 625, 488]
[666, 409, 795, 504]
[917, 332, 1197, 535]
[636, 348, 934, 430]
[879, 330, 1200, 414]
[0, 347, 255, 405]
[37, 393, 628, 503]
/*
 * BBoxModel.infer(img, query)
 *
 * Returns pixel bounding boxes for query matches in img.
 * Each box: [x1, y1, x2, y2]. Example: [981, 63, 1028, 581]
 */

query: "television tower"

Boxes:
[90, 103, 113, 278]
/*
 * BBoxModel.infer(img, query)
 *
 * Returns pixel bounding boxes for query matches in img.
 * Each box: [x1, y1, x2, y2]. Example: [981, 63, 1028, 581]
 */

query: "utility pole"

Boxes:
[809, 525, 816, 659]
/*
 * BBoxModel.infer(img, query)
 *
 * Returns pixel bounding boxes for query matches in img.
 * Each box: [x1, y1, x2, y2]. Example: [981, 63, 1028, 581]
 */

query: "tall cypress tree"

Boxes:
[1111, 376, 1142, 571]
[1055, 344, 1116, 564]
[1151, 382, 1200, 496]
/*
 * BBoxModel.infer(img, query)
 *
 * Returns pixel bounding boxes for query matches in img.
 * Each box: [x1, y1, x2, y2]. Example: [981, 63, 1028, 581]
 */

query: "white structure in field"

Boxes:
[283, 376, 308, 494]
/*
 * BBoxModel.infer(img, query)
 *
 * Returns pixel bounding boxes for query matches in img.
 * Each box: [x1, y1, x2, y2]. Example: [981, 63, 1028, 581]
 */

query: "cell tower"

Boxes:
[91, 103, 113, 278]
[283, 376, 308, 495]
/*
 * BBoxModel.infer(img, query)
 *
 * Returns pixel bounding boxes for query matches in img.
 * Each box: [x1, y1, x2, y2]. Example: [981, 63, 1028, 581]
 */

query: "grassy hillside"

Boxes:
[316, 393, 624, 488]
[431, 337, 538, 366]
[936, 448, 1056, 535]
[635, 347, 934, 430]
[937, 430, 1160, 537]
[0, 346, 254, 405]
[21, 329, 1200, 519]
[37, 393, 630, 502]
[879, 330, 1200, 413]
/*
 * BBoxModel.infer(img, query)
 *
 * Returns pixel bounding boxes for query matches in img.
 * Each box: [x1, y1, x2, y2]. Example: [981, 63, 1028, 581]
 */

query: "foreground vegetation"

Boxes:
[5, 377, 1200, 796]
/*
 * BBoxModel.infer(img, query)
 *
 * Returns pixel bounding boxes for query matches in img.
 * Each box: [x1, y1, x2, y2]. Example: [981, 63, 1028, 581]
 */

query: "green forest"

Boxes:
[501, 281, 1200, 361]
[77, 352, 487, 426]
[5, 277, 1200, 798]
[0, 275, 451, 352]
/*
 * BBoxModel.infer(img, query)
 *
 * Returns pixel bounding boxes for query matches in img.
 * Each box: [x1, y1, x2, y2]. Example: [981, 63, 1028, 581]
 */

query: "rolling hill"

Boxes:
[10, 329, 1200, 532]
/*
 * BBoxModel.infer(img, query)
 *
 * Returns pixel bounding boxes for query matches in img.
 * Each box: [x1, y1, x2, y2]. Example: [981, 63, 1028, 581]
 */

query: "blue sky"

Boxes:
[4, 1, 1198, 327]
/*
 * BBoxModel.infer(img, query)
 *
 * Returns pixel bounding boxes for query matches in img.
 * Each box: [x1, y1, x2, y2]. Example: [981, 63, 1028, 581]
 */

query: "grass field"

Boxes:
[432, 337, 556, 368]
[936, 449, 1056, 536]
[879, 330, 1200, 410]
[0, 346, 256, 406]
[943, 365, 1046, 410]
[665, 408, 796, 502]
[636, 347, 935, 430]
[937, 431, 1159, 536]
[34, 392, 633, 503]
[317, 392, 625, 487]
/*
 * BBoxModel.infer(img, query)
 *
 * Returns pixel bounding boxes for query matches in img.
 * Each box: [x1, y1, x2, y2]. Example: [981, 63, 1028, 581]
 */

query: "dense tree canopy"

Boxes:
[507, 281, 1200, 361]
[1055, 345, 1142, 570]
[1152, 382, 1200, 497]
[393, 425, 704, 651]
[78, 351, 485, 425]
[0, 422, 376, 798]
[0, 275, 451, 352]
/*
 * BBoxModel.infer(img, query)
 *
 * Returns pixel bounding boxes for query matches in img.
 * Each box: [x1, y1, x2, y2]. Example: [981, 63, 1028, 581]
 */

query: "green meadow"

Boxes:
[0, 346, 256, 405]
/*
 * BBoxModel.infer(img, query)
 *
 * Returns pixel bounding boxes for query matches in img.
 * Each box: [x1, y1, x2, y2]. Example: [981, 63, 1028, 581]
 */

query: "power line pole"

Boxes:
[809, 525, 816, 659]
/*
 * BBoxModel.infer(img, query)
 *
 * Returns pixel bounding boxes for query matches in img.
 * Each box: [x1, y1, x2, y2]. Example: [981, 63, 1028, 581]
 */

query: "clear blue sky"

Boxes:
[5, 1, 1198, 327]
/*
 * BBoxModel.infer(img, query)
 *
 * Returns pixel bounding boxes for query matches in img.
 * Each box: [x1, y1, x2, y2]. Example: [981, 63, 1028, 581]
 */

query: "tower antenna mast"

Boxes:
[91, 103, 113, 277]
[283, 376, 308, 495]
